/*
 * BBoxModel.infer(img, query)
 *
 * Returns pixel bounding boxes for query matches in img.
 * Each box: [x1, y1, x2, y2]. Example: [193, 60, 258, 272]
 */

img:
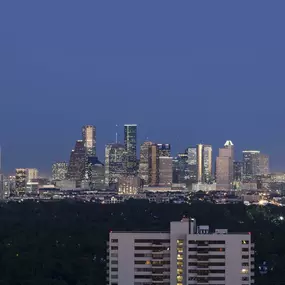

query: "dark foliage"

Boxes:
[0, 200, 284, 284]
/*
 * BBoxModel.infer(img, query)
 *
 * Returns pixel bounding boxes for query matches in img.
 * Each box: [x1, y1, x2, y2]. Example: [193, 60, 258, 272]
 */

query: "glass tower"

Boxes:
[124, 124, 137, 175]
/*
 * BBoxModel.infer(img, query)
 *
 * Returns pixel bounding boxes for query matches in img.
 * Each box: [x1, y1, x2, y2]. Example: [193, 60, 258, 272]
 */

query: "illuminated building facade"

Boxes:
[216, 140, 234, 190]
[172, 153, 189, 184]
[15, 169, 27, 195]
[26, 168, 39, 182]
[52, 162, 68, 181]
[187, 146, 198, 183]
[82, 125, 96, 157]
[149, 144, 159, 186]
[124, 124, 137, 175]
[66, 140, 85, 187]
[108, 218, 255, 285]
[202, 144, 212, 183]
[105, 143, 125, 186]
[138, 141, 153, 185]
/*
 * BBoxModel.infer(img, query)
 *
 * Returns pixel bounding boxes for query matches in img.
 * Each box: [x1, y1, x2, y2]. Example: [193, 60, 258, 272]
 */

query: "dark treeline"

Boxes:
[0, 200, 284, 284]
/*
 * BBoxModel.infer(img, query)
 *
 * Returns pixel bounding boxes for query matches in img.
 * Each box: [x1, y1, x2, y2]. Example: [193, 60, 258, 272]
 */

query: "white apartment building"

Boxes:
[107, 218, 254, 285]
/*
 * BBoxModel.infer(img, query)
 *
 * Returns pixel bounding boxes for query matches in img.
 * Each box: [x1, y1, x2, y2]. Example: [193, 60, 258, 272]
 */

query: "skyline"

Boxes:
[1, 1, 285, 173]
[1, 122, 273, 176]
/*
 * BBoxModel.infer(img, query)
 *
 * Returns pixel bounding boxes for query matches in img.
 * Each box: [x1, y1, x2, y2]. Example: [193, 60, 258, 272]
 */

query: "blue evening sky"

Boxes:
[0, 1, 285, 175]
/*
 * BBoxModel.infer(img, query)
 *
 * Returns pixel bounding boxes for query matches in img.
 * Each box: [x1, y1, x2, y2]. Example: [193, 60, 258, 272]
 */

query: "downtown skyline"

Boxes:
[0, 123, 273, 177]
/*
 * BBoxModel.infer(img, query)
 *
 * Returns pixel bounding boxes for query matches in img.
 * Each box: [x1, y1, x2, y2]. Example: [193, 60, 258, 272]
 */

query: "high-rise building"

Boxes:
[188, 144, 212, 183]
[202, 145, 212, 183]
[105, 143, 125, 186]
[243, 151, 269, 181]
[138, 141, 153, 185]
[197, 144, 203, 182]
[157, 143, 171, 157]
[52, 162, 68, 181]
[187, 146, 197, 183]
[26, 168, 39, 182]
[84, 156, 105, 190]
[15, 169, 27, 195]
[158, 156, 173, 187]
[82, 125, 96, 157]
[243, 151, 259, 181]
[172, 153, 189, 184]
[124, 124, 137, 175]
[233, 161, 243, 182]
[66, 140, 85, 187]
[107, 217, 255, 285]
[257, 153, 269, 175]
[216, 140, 234, 190]
[149, 143, 159, 186]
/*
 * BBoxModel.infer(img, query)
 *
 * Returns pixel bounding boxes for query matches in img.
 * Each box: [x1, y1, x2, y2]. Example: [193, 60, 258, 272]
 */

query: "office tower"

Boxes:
[233, 161, 243, 181]
[158, 156, 173, 187]
[202, 145, 212, 183]
[124, 124, 137, 175]
[216, 140, 234, 190]
[197, 144, 203, 182]
[15, 169, 27, 195]
[82, 125, 96, 157]
[172, 153, 189, 184]
[107, 217, 255, 285]
[66, 140, 85, 187]
[26, 168, 39, 182]
[157, 143, 171, 157]
[138, 141, 153, 185]
[105, 143, 125, 186]
[242, 151, 260, 181]
[52, 162, 68, 181]
[85, 156, 105, 190]
[257, 153, 269, 175]
[243, 151, 269, 181]
[187, 146, 197, 183]
[149, 143, 159, 186]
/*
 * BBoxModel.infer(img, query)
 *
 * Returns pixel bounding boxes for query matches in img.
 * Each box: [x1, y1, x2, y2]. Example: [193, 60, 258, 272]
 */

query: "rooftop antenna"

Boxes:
[115, 124, 118, 143]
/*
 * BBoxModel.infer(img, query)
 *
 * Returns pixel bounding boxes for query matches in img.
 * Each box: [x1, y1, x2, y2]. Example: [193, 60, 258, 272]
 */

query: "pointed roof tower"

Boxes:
[224, 140, 234, 147]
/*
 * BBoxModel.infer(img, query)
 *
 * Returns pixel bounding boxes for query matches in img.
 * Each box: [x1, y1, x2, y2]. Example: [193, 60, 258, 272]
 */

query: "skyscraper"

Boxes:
[149, 143, 159, 186]
[186, 146, 197, 183]
[156, 144, 172, 186]
[216, 140, 234, 190]
[257, 153, 269, 175]
[52, 162, 68, 181]
[105, 143, 125, 186]
[172, 153, 189, 184]
[243, 151, 269, 181]
[202, 144, 212, 183]
[197, 144, 203, 182]
[15, 169, 27, 195]
[66, 140, 85, 187]
[158, 156, 173, 187]
[26, 168, 39, 182]
[138, 141, 153, 185]
[233, 161, 243, 182]
[82, 125, 96, 157]
[157, 143, 171, 157]
[84, 156, 105, 190]
[124, 124, 137, 175]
